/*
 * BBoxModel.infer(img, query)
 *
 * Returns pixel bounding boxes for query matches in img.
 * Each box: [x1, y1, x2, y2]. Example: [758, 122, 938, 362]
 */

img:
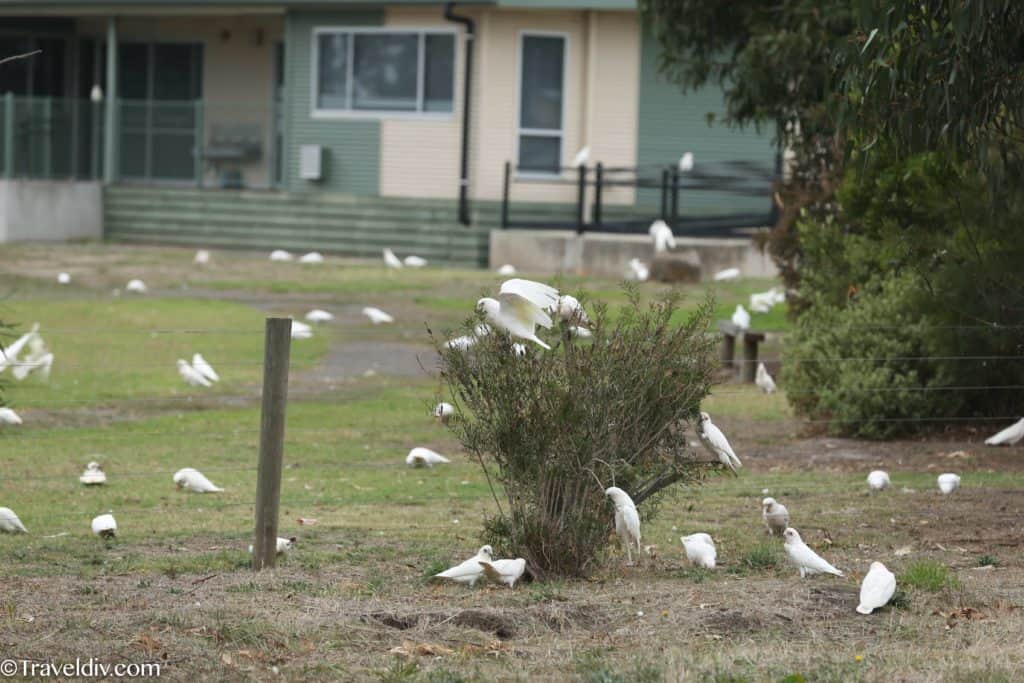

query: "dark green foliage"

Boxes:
[436, 290, 717, 578]
[843, 1, 1024, 168]
[784, 150, 1024, 436]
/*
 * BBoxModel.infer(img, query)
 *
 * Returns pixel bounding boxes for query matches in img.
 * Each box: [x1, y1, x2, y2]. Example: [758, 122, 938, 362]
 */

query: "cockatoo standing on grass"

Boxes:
[681, 533, 716, 568]
[762, 497, 789, 536]
[783, 528, 843, 578]
[177, 359, 212, 387]
[937, 473, 960, 494]
[985, 418, 1024, 446]
[434, 545, 493, 586]
[0, 507, 28, 533]
[755, 363, 777, 394]
[605, 487, 641, 565]
[173, 467, 224, 493]
[405, 447, 450, 468]
[479, 558, 527, 587]
[383, 248, 403, 269]
[857, 561, 896, 614]
[192, 354, 219, 383]
[867, 470, 890, 492]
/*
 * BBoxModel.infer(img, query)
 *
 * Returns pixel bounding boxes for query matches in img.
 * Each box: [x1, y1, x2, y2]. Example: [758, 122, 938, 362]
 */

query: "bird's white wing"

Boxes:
[499, 279, 560, 313]
[858, 567, 896, 613]
[618, 505, 641, 544]
[985, 418, 1024, 446]
[436, 558, 483, 580]
[192, 354, 220, 382]
[795, 543, 842, 575]
[0, 507, 27, 532]
[185, 469, 223, 492]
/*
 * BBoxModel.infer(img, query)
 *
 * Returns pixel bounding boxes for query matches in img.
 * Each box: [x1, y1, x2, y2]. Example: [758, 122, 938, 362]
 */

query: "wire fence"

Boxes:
[0, 321, 1021, 538]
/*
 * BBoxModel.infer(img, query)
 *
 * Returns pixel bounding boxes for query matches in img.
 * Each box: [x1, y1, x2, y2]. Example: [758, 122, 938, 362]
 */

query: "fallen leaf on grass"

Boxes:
[389, 641, 455, 658]
[134, 633, 163, 654]
[934, 607, 986, 629]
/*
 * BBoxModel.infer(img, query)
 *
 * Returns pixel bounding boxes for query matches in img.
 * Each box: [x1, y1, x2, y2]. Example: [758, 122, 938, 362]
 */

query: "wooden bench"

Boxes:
[717, 320, 766, 383]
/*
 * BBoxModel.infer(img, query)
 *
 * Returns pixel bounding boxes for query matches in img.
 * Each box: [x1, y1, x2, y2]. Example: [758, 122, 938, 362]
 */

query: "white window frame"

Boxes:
[310, 26, 457, 120]
[514, 31, 569, 179]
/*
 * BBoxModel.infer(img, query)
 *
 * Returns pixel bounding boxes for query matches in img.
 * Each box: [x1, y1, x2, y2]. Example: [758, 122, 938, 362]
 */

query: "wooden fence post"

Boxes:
[252, 317, 291, 570]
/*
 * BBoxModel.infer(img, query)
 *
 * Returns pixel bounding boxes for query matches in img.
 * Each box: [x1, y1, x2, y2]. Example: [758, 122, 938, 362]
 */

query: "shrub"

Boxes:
[784, 150, 1024, 436]
[436, 289, 717, 578]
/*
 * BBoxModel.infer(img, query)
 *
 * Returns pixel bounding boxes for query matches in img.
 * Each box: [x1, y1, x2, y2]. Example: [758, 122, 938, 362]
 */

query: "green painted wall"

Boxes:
[282, 9, 383, 195]
[635, 27, 777, 215]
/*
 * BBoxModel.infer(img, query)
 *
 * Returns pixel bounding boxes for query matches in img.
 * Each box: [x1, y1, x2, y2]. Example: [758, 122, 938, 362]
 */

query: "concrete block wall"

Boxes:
[0, 180, 103, 243]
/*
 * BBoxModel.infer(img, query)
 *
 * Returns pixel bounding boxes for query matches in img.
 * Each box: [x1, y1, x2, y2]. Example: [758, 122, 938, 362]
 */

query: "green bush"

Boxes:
[784, 150, 1024, 436]
[436, 289, 717, 578]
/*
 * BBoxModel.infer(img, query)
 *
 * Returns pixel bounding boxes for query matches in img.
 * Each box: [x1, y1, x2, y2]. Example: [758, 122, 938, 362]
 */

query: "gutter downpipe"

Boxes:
[444, 2, 474, 226]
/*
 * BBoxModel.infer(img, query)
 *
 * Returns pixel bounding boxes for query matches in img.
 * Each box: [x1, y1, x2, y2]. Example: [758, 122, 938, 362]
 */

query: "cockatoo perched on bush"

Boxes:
[477, 279, 559, 350]
[605, 486, 641, 565]
[697, 412, 742, 474]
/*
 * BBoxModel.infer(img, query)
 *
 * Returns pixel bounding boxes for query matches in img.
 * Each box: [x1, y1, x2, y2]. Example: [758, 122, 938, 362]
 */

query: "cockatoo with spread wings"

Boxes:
[477, 279, 559, 350]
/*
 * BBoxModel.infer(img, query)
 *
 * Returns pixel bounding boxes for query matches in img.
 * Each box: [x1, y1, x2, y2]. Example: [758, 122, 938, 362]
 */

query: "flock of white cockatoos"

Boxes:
[2, 244, 1019, 618]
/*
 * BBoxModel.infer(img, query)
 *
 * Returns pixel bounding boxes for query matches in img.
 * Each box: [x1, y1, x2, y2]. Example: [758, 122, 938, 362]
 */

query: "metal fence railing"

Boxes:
[0, 95, 279, 190]
[499, 157, 781, 237]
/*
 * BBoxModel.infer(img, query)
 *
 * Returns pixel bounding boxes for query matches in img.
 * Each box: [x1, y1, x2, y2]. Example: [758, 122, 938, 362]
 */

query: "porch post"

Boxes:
[103, 16, 119, 184]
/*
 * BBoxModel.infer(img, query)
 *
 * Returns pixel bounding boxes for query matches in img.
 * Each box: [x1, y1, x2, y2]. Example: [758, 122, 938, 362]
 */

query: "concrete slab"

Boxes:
[489, 229, 778, 281]
[0, 180, 103, 243]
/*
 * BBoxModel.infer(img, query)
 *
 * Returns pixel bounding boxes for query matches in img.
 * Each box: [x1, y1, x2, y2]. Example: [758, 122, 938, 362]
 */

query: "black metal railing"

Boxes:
[500, 156, 781, 237]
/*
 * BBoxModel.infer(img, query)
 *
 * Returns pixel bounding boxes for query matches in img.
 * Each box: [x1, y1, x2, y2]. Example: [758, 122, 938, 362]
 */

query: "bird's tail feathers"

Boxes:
[531, 336, 551, 350]
[856, 604, 872, 615]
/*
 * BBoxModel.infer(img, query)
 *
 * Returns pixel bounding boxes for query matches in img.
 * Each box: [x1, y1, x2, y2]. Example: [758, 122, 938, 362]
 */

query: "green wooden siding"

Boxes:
[281, 9, 383, 195]
[635, 27, 776, 215]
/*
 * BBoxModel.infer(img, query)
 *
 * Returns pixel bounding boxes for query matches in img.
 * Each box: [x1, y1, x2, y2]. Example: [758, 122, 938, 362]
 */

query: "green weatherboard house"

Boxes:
[0, 1, 775, 265]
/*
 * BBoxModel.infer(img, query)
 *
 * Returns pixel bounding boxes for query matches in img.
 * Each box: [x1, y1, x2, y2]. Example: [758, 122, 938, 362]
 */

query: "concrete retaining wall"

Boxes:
[490, 229, 778, 281]
[0, 180, 103, 243]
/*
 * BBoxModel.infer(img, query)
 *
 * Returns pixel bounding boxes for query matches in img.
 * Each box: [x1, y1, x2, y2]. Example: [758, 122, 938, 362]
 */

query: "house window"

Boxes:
[313, 28, 455, 116]
[517, 34, 565, 175]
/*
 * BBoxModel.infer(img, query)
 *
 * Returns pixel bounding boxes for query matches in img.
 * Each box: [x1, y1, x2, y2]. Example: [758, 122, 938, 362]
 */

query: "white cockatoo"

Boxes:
[298, 251, 324, 264]
[0, 407, 23, 425]
[290, 320, 313, 339]
[857, 561, 897, 615]
[12, 352, 53, 381]
[679, 152, 694, 172]
[57, 272, 71, 284]
[867, 470, 891, 492]
[192, 353, 219, 383]
[731, 305, 751, 330]
[403, 255, 427, 268]
[0, 323, 40, 373]
[479, 558, 527, 587]
[80, 461, 107, 486]
[445, 335, 476, 351]
[697, 412, 742, 474]
[305, 309, 334, 323]
[125, 279, 147, 293]
[755, 363, 777, 394]
[383, 248, 403, 269]
[985, 418, 1024, 446]
[649, 219, 677, 253]
[937, 473, 961, 495]
[783, 528, 843, 578]
[628, 258, 650, 282]
[477, 279, 560, 350]
[91, 513, 117, 539]
[680, 533, 716, 569]
[173, 467, 224, 493]
[572, 146, 590, 167]
[177, 359, 212, 388]
[497, 264, 517, 276]
[249, 537, 296, 555]
[552, 294, 587, 323]
[434, 545, 494, 586]
[405, 447, 451, 468]
[0, 506, 28, 533]
[433, 402, 455, 424]
[194, 249, 211, 265]
[269, 249, 293, 262]
[749, 286, 786, 313]
[762, 497, 789, 536]
[605, 486, 641, 565]
[713, 268, 740, 282]
[569, 326, 593, 339]
[362, 307, 394, 325]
